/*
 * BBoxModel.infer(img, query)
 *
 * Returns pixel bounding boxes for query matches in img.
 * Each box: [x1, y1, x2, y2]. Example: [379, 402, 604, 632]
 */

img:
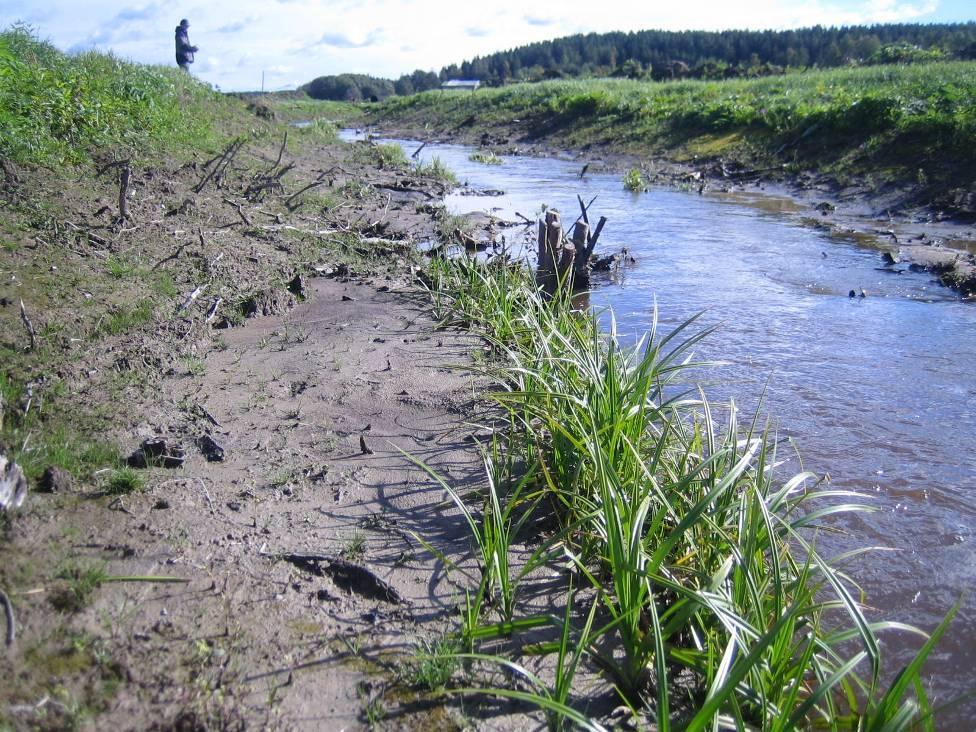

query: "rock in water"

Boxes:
[0, 453, 28, 511]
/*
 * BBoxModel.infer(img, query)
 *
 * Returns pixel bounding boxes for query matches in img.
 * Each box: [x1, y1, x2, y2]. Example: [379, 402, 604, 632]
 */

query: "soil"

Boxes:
[361, 113, 976, 298]
[0, 130, 534, 730]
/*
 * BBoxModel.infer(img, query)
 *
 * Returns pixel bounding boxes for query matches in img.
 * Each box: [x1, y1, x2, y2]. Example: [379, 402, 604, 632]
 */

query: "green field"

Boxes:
[369, 62, 976, 201]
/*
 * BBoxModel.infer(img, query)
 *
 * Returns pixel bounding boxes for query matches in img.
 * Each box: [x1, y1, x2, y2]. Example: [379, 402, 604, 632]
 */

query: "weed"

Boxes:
[622, 167, 646, 192]
[412, 255, 949, 728]
[268, 467, 297, 489]
[415, 156, 457, 183]
[353, 141, 408, 170]
[94, 298, 155, 338]
[401, 635, 461, 691]
[104, 466, 143, 495]
[181, 355, 206, 376]
[343, 531, 367, 561]
[105, 255, 135, 279]
[296, 117, 339, 144]
[358, 682, 386, 730]
[468, 151, 502, 165]
[0, 25, 236, 167]
[152, 271, 179, 298]
[51, 560, 108, 612]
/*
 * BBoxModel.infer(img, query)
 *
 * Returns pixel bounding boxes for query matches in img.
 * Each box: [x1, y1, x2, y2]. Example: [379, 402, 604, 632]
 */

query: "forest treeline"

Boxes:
[301, 22, 976, 101]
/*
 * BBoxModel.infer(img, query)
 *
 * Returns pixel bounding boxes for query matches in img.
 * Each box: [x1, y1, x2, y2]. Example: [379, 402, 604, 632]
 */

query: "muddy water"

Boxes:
[356, 133, 976, 718]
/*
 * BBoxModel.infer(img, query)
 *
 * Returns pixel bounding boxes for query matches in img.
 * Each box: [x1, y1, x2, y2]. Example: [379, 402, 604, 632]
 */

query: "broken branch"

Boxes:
[19, 300, 36, 351]
[117, 164, 131, 222]
[178, 285, 207, 313]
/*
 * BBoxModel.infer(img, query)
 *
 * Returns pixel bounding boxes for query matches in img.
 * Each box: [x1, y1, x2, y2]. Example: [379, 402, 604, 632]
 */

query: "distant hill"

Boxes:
[301, 22, 976, 100]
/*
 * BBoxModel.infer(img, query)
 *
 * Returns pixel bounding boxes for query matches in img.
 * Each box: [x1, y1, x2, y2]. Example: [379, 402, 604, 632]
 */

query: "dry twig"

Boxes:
[19, 300, 36, 351]
[1, 587, 16, 647]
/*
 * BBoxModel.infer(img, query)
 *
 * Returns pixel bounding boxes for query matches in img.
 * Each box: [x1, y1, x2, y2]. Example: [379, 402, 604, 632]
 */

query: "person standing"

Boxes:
[174, 19, 198, 71]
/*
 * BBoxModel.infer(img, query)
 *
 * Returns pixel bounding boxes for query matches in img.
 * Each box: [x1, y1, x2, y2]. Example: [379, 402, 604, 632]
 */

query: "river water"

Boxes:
[354, 133, 976, 719]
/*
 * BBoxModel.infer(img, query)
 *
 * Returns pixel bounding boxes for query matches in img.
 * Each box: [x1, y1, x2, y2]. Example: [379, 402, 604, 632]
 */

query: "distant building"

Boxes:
[441, 79, 480, 91]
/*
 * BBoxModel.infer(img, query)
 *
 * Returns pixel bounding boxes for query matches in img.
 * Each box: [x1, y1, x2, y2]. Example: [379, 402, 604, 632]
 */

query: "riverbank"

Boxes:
[349, 71, 976, 297]
[0, 33, 508, 726]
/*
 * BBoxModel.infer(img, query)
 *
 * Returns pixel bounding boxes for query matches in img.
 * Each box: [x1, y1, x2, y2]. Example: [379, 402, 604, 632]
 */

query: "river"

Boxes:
[351, 132, 976, 721]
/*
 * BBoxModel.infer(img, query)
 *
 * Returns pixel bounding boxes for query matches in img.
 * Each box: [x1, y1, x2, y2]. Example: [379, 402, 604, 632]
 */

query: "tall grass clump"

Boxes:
[0, 24, 234, 165]
[415, 255, 953, 728]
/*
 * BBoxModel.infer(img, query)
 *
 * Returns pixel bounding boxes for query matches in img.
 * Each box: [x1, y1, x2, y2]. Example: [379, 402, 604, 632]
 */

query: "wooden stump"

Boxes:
[571, 220, 590, 289]
[535, 207, 608, 297]
[536, 210, 562, 298]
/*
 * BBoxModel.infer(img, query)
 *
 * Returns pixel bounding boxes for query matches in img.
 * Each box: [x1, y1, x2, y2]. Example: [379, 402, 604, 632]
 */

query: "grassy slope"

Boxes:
[0, 27, 268, 483]
[367, 62, 976, 213]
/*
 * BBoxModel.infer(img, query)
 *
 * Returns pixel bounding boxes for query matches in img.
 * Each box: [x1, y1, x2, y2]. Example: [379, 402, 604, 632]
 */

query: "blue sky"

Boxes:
[1, 1, 972, 91]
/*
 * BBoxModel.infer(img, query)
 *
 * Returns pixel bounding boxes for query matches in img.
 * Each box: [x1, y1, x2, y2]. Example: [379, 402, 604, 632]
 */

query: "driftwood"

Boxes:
[244, 162, 294, 201]
[276, 551, 405, 604]
[285, 174, 331, 211]
[537, 211, 574, 298]
[152, 242, 188, 271]
[411, 141, 428, 159]
[586, 216, 607, 260]
[127, 438, 185, 469]
[223, 198, 251, 226]
[267, 131, 288, 173]
[374, 182, 437, 199]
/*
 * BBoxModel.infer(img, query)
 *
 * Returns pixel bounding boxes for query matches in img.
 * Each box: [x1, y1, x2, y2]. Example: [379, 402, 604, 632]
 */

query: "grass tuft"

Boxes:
[412, 255, 951, 729]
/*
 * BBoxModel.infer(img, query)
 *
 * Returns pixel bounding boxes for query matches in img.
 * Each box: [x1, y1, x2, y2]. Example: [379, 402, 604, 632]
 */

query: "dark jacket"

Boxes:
[175, 26, 198, 66]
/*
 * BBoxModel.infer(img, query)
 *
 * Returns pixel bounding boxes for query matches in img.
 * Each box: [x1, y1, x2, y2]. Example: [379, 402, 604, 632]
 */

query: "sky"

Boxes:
[1, 0, 973, 92]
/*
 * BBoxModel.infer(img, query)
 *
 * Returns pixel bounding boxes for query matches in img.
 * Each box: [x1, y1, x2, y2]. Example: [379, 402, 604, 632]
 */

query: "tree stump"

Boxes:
[535, 207, 607, 297]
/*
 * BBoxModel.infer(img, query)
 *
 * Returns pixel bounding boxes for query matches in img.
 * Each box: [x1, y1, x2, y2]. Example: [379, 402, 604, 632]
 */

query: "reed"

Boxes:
[414, 255, 951, 728]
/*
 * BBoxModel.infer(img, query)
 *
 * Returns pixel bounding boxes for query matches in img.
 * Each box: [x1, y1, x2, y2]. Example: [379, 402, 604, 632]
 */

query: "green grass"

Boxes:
[415, 156, 457, 184]
[95, 298, 155, 338]
[103, 466, 142, 495]
[413, 256, 952, 729]
[0, 24, 248, 166]
[0, 371, 121, 482]
[294, 117, 340, 145]
[259, 95, 363, 125]
[51, 560, 109, 612]
[623, 168, 646, 192]
[468, 151, 502, 165]
[352, 141, 409, 169]
[373, 62, 976, 190]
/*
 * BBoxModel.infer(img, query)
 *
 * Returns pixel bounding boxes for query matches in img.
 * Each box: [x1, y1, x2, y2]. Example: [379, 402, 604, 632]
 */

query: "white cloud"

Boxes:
[0, 0, 965, 91]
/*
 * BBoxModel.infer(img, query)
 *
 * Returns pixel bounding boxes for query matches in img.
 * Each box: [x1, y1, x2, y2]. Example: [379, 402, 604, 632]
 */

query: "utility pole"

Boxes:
[261, 71, 265, 93]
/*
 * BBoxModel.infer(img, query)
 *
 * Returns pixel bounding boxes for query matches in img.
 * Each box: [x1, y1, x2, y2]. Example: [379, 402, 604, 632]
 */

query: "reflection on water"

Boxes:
[350, 131, 976, 720]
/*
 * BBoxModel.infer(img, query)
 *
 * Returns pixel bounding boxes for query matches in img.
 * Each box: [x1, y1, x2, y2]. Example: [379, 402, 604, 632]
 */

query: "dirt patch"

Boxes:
[0, 131, 527, 728]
